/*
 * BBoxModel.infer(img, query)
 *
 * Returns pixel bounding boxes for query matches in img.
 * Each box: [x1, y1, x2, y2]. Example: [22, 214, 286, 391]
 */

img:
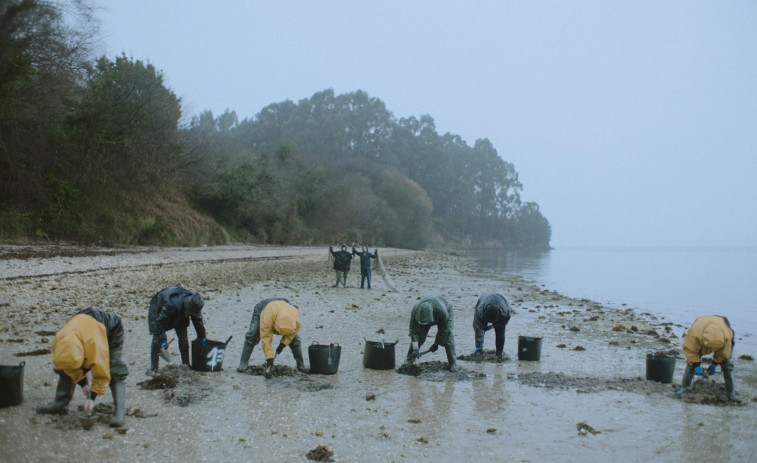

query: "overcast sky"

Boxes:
[96, 2, 757, 248]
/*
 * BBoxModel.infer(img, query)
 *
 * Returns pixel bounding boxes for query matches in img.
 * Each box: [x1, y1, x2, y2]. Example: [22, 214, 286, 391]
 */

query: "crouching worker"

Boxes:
[406, 296, 457, 372]
[236, 298, 308, 376]
[473, 292, 511, 362]
[37, 308, 129, 427]
[148, 286, 206, 373]
[676, 315, 740, 402]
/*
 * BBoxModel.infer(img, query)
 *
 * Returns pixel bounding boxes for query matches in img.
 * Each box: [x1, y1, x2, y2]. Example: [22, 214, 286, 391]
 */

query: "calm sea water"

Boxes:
[466, 246, 757, 349]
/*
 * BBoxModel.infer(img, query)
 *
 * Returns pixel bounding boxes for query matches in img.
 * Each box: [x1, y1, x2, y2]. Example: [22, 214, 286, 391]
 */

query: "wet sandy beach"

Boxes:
[0, 245, 755, 462]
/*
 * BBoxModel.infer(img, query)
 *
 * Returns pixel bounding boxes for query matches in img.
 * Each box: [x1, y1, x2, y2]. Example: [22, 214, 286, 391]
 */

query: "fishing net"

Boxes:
[376, 252, 399, 292]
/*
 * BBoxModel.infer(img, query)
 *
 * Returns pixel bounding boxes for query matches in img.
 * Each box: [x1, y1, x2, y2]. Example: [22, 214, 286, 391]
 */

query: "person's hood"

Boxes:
[274, 305, 301, 336]
[703, 323, 726, 351]
[484, 306, 499, 323]
[52, 331, 84, 371]
[415, 302, 434, 325]
[183, 293, 204, 317]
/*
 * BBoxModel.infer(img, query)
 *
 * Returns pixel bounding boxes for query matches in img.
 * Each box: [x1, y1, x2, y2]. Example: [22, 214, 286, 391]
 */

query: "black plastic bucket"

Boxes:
[518, 336, 542, 361]
[646, 352, 676, 383]
[308, 342, 341, 375]
[0, 361, 25, 408]
[363, 339, 397, 370]
[191, 336, 232, 372]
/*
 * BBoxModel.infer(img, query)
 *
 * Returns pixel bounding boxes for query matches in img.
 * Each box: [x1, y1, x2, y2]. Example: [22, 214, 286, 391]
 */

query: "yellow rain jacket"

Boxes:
[683, 315, 733, 366]
[52, 314, 111, 396]
[259, 300, 301, 360]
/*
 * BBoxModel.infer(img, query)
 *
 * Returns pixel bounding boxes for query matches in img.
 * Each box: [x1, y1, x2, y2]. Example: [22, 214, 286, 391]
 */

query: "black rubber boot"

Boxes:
[237, 342, 255, 372]
[110, 381, 126, 427]
[722, 365, 740, 402]
[150, 337, 161, 372]
[290, 342, 309, 373]
[675, 364, 695, 398]
[178, 336, 190, 365]
[445, 344, 458, 373]
[36, 374, 75, 415]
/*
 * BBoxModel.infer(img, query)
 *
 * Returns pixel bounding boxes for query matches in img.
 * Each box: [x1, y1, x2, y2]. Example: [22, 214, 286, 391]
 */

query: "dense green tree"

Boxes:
[0, 0, 550, 248]
[0, 0, 95, 232]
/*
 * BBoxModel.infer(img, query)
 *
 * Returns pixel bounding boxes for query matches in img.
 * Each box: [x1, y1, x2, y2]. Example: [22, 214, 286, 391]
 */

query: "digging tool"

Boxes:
[263, 356, 276, 379]
[159, 338, 175, 363]
[404, 348, 433, 366]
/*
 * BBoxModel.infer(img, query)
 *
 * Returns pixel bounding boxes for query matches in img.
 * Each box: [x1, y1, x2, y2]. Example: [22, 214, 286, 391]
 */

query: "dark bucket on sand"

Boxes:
[646, 352, 676, 383]
[308, 342, 341, 375]
[518, 336, 542, 361]
[191, 336, 232, 372]
[0, 361, 25, 408]
[363, 339, 397, 370]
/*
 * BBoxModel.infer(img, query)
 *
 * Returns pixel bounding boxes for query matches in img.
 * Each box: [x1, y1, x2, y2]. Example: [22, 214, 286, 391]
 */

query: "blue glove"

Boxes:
[708, 364, 717, 375]
[199, 338, 206, 346]
[694, 366, 704, 376]
[484, 325, 493, 332]
[160, 341, 167, 350]
[475, 346, 482, 353]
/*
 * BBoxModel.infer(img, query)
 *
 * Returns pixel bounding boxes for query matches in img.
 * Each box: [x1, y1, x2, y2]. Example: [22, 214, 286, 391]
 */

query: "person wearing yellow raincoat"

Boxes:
[676, 315, 740, 402]
[37, 308, 129, 426]
[236, 298, 308, 375]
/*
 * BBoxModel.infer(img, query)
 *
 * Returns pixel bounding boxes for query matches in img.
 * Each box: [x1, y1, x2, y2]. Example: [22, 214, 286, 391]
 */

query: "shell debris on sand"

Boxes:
[138, 375, 178, 390]
[396, 361, 486, 381]
[457, 349, 510, 363]
[576, 422, 600, 435]
[306, 445, 334, 462]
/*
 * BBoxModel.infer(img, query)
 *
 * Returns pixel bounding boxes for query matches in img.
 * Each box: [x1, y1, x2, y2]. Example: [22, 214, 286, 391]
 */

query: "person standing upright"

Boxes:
[329, 244, 353, 287]
[352, 245, 377, 289]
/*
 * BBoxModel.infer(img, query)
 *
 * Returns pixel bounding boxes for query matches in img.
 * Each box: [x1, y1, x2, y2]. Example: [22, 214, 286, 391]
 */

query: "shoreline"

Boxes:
[1, 245, 755, 461]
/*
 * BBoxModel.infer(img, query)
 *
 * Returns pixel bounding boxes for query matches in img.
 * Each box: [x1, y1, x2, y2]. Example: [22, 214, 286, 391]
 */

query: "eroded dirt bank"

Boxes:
[0, 245, 755, 462]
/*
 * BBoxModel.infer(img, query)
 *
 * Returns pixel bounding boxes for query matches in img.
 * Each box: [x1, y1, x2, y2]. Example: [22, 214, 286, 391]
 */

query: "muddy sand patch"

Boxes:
[243, 365, 334, 392]
[514, 371, 671, 395]
[38, 402, 154, 432]
[138, 364, 212, 406]
[678, 378, 748, 407]
[514, 371, 749, 406]
[396, 361, 486, 382]
[457, 349, 511, 363]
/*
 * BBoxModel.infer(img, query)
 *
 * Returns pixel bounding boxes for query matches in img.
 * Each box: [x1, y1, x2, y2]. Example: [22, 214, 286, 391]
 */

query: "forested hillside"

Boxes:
[0, 0, 550, 249]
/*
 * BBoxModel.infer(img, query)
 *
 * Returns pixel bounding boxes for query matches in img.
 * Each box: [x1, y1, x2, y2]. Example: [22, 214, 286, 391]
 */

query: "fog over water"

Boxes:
[468, 246, 757, 349]
[97, 2, 757, 248]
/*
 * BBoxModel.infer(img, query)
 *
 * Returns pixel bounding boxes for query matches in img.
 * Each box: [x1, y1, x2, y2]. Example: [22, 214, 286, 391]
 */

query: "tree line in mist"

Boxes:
[0, 0, 551, 249]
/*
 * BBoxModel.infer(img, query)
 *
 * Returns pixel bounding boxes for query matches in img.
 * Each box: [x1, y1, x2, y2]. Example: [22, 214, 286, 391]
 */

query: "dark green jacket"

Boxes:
[409, 296, 454, 346]
[330, 247, 352, 271]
